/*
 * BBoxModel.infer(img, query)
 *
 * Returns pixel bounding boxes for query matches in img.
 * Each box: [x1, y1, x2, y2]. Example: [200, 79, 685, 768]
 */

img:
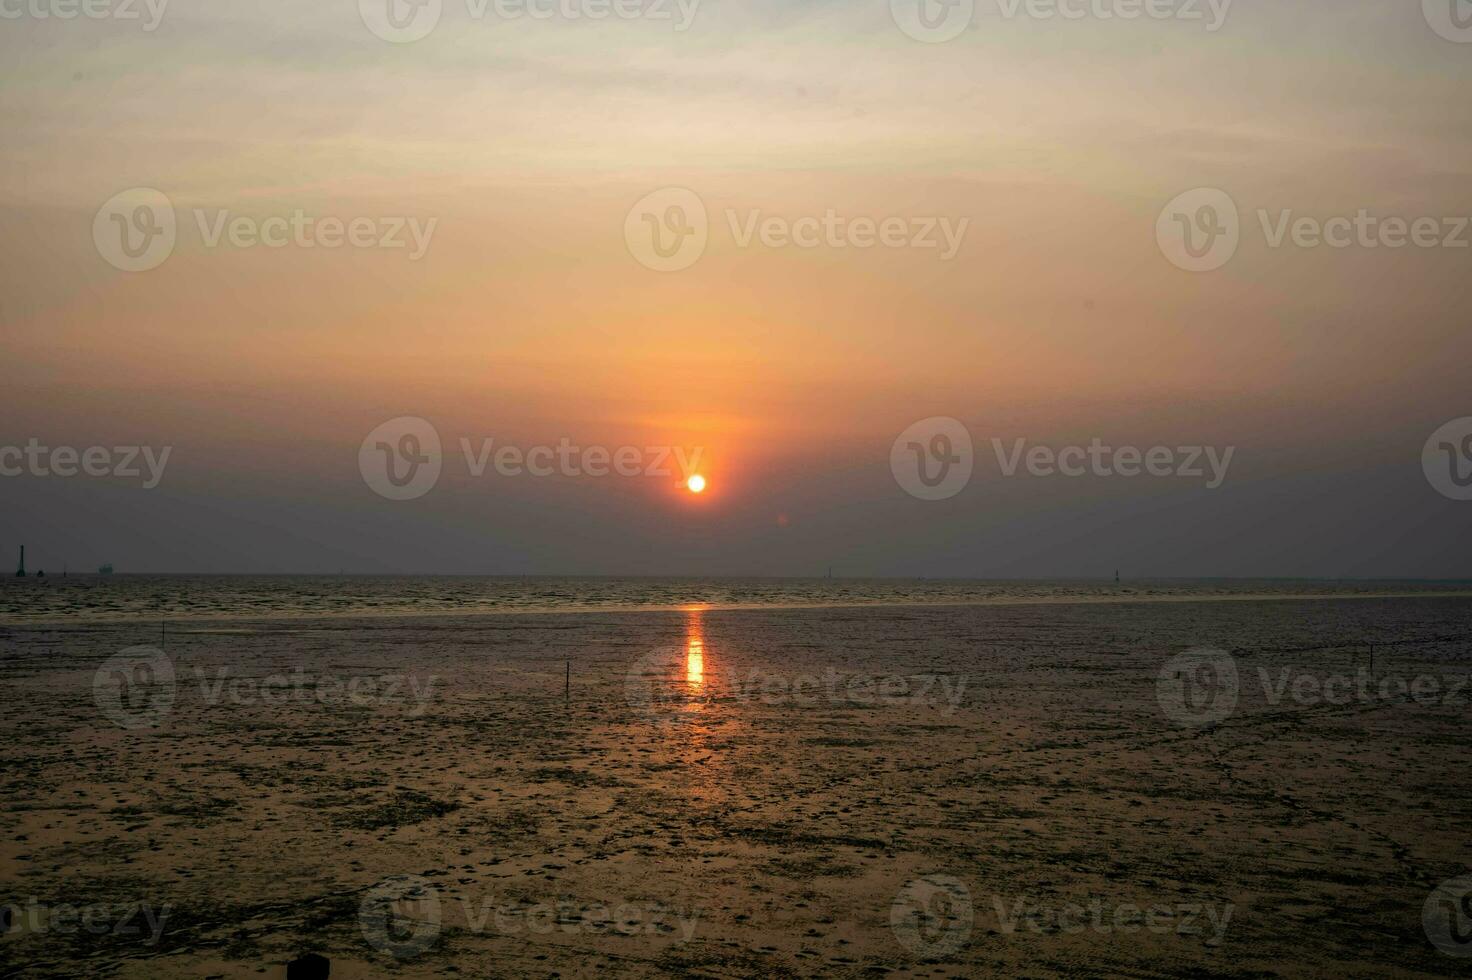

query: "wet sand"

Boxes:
[1, 596, 1470, 977]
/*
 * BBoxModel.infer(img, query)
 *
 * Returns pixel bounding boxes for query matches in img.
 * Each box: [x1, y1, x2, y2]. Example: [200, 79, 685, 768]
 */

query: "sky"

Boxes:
[1, 0, 1470, 576]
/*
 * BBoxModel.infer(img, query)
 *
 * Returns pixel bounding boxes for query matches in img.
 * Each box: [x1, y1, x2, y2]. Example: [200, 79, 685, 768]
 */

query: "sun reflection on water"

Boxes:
[684, 605, 706, 687]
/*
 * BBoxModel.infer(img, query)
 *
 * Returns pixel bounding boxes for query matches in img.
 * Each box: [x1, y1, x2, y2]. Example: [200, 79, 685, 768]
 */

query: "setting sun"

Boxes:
[687, 475, 707, 494]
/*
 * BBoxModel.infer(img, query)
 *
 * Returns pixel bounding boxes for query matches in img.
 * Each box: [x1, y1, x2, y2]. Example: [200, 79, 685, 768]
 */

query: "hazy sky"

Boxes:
[2, 0, 1470, 576]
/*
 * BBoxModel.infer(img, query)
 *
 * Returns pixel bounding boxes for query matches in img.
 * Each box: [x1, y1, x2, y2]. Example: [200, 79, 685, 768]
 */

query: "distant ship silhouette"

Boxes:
[98, 563, 115, 576]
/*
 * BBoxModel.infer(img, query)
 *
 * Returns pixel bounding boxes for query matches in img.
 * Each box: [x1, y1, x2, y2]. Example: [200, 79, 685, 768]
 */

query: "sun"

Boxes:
[686, 474, 707, 494]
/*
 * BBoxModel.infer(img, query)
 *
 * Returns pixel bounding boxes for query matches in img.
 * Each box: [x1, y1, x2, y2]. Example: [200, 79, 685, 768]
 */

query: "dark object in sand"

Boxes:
[286, 953, 330, 979]
[1, 904, 12, 933]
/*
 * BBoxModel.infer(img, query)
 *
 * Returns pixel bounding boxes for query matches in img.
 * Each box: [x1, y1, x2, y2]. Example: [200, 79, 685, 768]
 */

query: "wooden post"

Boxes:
[565, 660, 570, 701]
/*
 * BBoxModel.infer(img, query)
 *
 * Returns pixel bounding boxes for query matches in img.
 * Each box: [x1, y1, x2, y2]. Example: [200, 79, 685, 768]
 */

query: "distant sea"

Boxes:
[1, 576, 1469, 624]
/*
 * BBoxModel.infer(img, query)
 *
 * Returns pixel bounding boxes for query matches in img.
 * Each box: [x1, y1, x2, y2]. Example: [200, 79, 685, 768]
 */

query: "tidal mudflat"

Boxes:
[2, 595, 1470, 977]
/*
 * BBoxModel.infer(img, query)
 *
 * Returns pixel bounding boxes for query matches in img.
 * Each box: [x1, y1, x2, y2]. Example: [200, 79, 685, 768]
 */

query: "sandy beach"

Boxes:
[1, 594, 1470, 977]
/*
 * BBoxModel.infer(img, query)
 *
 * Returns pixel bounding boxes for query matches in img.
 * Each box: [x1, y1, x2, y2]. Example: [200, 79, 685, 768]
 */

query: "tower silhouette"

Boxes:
[15, 545, 26, 578]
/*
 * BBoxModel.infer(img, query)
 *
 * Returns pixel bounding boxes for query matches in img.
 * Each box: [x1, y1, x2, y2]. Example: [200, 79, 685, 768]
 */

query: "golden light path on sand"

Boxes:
[685, 605, 705, 687]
